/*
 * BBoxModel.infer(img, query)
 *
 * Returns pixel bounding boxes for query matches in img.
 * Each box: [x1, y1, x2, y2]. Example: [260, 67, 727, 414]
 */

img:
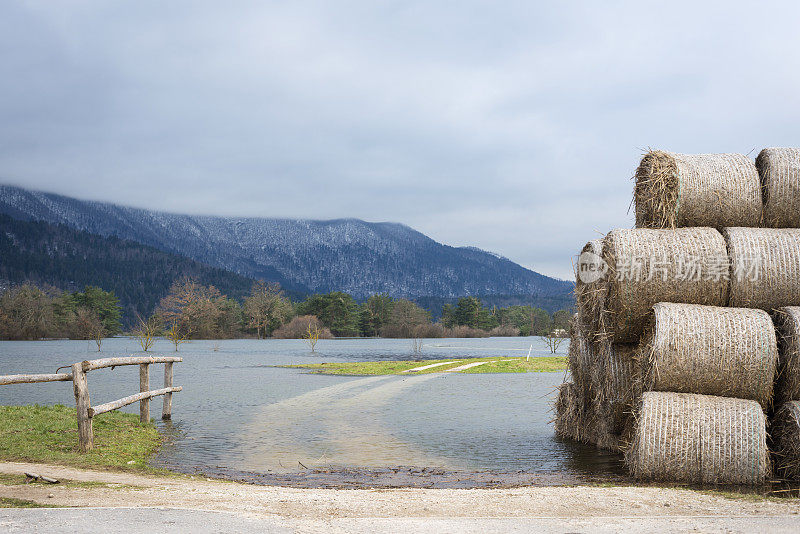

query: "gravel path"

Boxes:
[1, 462, 799, 532]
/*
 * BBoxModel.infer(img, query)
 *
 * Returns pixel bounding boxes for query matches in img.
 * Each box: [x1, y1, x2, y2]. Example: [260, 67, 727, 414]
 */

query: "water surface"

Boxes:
[0, 337, 626, 487]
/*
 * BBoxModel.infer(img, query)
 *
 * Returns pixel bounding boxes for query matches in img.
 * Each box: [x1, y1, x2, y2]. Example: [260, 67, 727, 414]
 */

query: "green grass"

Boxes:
[283, 356, 567, 376]
[0, 497, 60, 508]
[0, 404, 164, 473]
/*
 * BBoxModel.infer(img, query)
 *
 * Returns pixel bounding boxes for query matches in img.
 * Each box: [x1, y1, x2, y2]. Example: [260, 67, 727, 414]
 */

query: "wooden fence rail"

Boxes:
[89, 386, 183, 418]
[0, 356, 182, 451]
[0, 373, 73, 385]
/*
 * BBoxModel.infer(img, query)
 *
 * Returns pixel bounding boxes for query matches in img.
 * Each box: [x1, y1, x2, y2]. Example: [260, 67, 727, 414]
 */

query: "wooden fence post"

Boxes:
[139, 363, 150, 423]
[71, 362, 93, 451]
[162, 362, 173, 420]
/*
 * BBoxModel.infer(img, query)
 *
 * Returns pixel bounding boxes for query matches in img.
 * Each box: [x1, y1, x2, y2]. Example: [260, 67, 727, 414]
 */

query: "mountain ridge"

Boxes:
[0, 184, 573, 300]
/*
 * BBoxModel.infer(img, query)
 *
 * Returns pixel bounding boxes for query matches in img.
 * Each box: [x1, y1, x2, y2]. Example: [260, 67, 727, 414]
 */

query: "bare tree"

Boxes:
[166, 322, 189, 352]
[243, 281, 292, 339]
[73, 307, 105, 351]
[381, 299, 430, 338]
[541, 331, 567, 354]
[157, 278, 237, 339]
[92, 328, 104, 352]
[273, 315, 333, 341]
[303, 322, 321, 352]
[0, 284, 55, 340]
[410, 333, 423, 355]
[133, 314, 159, 352]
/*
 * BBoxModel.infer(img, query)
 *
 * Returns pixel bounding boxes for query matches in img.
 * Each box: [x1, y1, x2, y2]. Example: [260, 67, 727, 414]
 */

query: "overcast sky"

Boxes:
[2, 1, 799, 279]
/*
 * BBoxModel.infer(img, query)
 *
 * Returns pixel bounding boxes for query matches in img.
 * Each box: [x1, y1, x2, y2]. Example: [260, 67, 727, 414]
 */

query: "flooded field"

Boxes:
[0, 337, 627, 487]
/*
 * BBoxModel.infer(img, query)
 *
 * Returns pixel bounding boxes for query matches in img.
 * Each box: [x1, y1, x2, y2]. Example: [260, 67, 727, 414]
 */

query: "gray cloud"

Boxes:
[2, 1, 800, 279]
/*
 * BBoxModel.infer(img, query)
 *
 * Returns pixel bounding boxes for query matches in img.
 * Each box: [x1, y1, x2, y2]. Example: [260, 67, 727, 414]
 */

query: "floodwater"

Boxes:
[0, 337, 627, 487]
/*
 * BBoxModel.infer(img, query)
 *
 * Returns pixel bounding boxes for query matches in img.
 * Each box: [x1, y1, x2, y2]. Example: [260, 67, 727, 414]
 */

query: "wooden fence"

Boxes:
[0, 356, 182, 451]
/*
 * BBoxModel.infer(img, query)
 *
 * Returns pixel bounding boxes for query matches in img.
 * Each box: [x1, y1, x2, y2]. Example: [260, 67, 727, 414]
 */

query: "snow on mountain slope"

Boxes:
[0, 184, 573, 298]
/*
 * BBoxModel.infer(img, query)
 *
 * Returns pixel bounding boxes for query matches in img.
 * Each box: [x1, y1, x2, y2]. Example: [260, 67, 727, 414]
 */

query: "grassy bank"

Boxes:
[0, 404, 163, 472]
[0, 497, 60, 508]
[284, 356, 567, 376]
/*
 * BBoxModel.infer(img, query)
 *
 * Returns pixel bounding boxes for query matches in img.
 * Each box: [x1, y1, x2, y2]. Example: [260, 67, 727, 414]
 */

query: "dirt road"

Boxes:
[1, 461, 799, 532]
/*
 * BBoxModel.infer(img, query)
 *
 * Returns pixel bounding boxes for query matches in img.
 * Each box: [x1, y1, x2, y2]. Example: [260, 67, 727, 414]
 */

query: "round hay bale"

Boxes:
[774, 307, 800, 406]
[757, 147, 800, 228]
[603, 228, 730, 343]
[626, 392, 769, 485]
[599, 342, 638, 435]
[634, 150, 761, 229]
[575, 239, 608, 335]
[568, 315, 589, 399]
[554, 381, 593, 444]
[724, 227, 800, 310]
[771, 401, 800, 480]
[554, 381, 579, 441]
[569, 315, 604, 409]
[592, 410, 622, 452]
[639, 303, 778, 409]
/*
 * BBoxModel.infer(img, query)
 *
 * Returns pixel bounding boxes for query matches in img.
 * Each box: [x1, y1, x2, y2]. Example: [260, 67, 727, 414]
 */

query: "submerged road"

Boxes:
[238, 373, 453, 472]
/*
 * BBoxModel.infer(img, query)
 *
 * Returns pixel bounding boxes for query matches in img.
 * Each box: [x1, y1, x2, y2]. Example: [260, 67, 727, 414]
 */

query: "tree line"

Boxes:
[0, 279, 571, 341]
[0, 284, 122, 341]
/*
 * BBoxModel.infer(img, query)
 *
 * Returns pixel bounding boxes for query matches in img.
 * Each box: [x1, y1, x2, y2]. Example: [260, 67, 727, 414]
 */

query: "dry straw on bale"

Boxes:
[626, 392, 769, 485]
[567, 316, 624, 451]
[574, 239, 608, 336]
[774, 307, 800, 406]
[634, 151, 761, 229]
[724, 228, 800, 311]
[598, 342, 638, 436]
[638, 303, 778, 409]
[592, 410, 622, 452]
[566, 317, 635, 452]
[554, 382, 593, 444]
[771, 401, 800, 480]
[602, 228, 729, 343]
[582, 341, 638, 453]
[757, 147, 800, 228]
[567, 315, 593, 404]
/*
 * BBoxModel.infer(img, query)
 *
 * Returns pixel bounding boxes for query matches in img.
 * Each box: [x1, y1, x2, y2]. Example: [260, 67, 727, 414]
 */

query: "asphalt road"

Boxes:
[3, 508, 800, 533]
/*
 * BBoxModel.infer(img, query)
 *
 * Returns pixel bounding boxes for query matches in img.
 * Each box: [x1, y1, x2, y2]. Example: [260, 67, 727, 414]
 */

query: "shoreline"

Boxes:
[144, 462, 630, 490]
[2, 461, 798, 517]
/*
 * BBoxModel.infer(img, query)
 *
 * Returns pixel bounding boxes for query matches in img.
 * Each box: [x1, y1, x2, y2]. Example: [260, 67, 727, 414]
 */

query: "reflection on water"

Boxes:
[0, 337, 629, 487]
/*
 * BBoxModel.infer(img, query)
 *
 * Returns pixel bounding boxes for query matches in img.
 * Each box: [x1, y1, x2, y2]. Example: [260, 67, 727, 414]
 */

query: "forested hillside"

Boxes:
[0, 215, 258, 323]
[0, 185, 573, 299]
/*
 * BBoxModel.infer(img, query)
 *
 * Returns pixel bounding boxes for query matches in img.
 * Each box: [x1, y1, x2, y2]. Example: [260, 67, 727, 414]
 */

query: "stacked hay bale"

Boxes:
[629, 303, 777, 485]
[556, 317, 594, 444]
[772, 307, 800, 479]
[556, 147, 800, 485]
[757, 148, 800, 228]
[626, 392, 770, 485]
[724, 228, 800, 310]
[574, 239, 606, 338]
[638, 303, 777, 409]
[601, 227, 729, 342]
[772, 401, 800, 480]
[633, 151, 761, 229]
[595, 342, 637, 450]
